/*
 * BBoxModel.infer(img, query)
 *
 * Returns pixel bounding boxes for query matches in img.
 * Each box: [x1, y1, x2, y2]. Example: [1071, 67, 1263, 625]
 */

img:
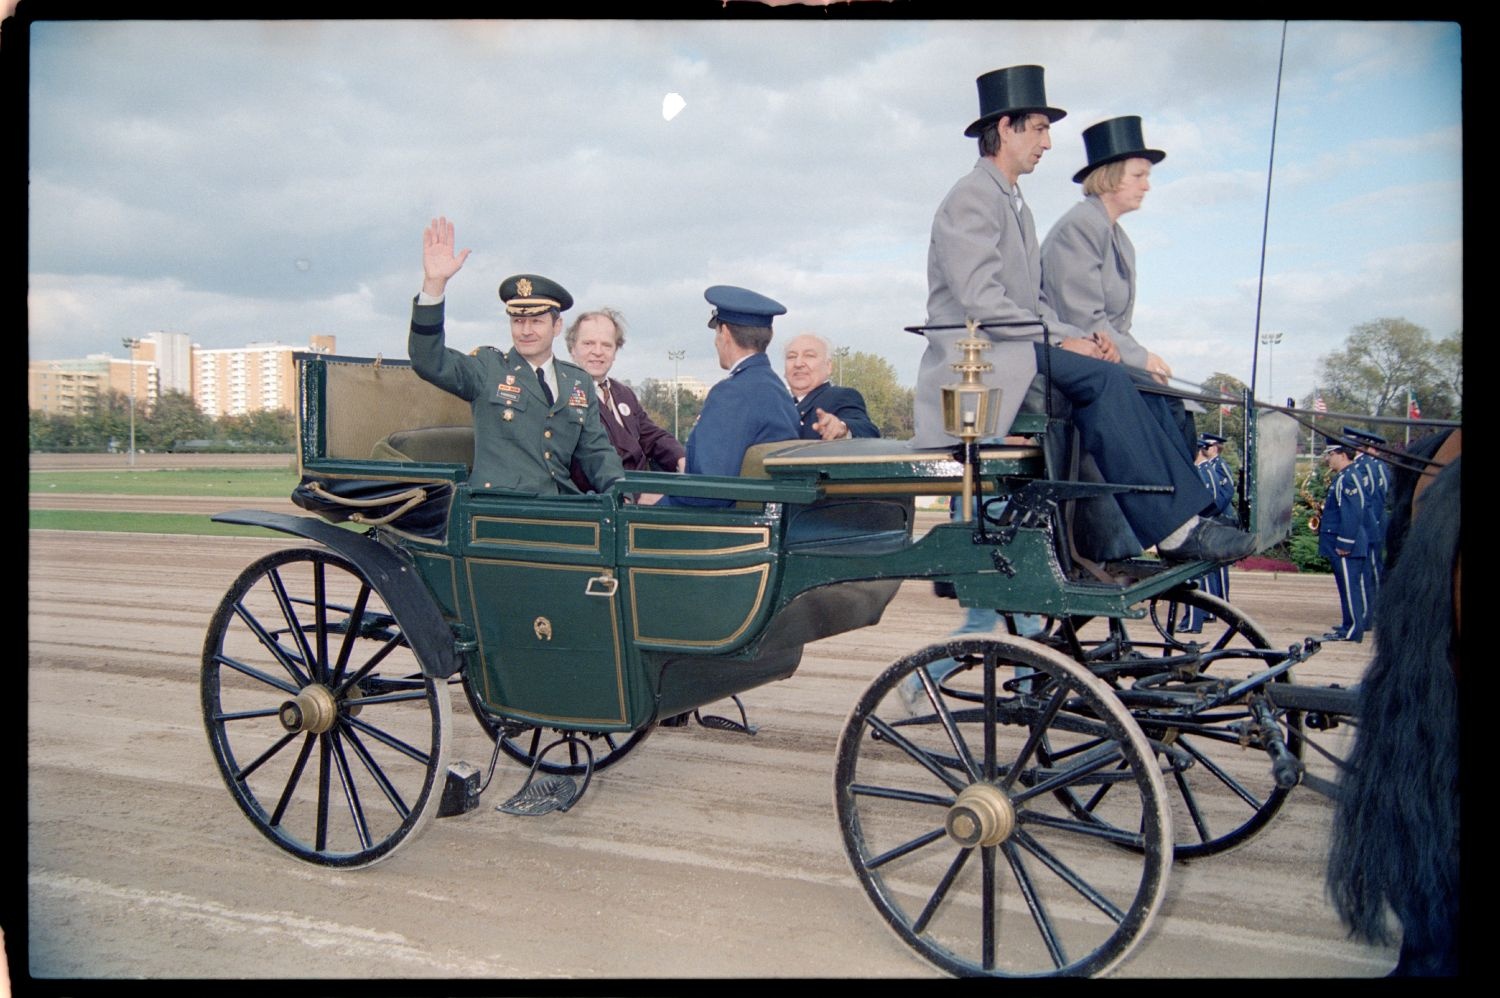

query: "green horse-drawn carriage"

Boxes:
[203, 347, 1313, 977]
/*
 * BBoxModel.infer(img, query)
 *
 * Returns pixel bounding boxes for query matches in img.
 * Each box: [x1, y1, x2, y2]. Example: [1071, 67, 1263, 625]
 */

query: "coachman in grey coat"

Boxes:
[915, 67, 1251, 559]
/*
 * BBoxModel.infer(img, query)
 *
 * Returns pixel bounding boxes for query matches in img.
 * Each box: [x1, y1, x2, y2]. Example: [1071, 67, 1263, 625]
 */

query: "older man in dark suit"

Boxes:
[566, 308, 685, 503]
[783, 333, 880, 441]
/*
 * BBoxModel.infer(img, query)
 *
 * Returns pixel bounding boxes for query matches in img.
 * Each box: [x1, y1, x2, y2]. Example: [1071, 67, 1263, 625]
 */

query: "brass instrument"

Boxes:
[1299, 472, 1322, 532]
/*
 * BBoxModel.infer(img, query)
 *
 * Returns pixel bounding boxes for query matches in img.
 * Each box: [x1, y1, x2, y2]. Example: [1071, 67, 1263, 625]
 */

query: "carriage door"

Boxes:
[461, 497, 637, 729]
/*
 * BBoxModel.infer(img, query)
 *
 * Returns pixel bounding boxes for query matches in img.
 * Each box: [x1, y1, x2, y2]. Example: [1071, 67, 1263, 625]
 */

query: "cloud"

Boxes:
[27, 19, 1462, 405]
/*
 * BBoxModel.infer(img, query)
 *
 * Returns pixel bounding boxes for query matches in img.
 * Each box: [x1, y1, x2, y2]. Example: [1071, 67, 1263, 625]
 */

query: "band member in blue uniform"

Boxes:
[1345, 427, 1391, 608]
[1180, 433, 1235, 632]
[783, 333, 880, 440]
[1319, 440, 1370, 643]
[407, 217, 623, 496]
[663, 286, 802, 508]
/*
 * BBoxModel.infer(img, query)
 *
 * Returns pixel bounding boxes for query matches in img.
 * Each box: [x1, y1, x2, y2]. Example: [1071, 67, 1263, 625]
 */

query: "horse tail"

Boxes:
[1326, 456, 1460, 974]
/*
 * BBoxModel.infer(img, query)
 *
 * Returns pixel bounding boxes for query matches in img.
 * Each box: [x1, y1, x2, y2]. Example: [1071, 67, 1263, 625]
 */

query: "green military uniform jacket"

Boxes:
[408, 298, 624, 495]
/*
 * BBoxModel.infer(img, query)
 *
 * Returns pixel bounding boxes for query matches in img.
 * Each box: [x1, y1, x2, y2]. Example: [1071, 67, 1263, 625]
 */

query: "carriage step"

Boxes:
[496, 775, 581, 816]
[437, 761, 482, 817]
[496, 733, 596, 816]
[695, 695, 758, 735]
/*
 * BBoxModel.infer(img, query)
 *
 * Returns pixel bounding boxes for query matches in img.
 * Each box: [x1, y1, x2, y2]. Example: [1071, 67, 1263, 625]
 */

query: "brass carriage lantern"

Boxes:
[941, 321, 1002, 521]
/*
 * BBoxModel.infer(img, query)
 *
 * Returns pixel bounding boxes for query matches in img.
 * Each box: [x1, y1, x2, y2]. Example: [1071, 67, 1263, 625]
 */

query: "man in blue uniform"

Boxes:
[407, 217, 624, 495]
[663, 286, 802, 508]
[1319, 440, 1369, 643]
[1180, 433, 1236, 632]
[1345, 427, 1391, 617]
[783, 333, 880, 441]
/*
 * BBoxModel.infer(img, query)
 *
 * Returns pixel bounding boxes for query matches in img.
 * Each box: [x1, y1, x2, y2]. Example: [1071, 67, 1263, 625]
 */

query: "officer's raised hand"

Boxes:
[422, 216, 471, 297]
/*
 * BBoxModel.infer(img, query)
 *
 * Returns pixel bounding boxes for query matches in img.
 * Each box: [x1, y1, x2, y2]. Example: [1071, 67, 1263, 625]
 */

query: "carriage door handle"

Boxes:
[585, 571, 618, 597]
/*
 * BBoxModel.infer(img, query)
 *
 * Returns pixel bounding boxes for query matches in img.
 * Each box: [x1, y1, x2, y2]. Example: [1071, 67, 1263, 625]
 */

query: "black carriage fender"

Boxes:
[212, 509, 460, 679]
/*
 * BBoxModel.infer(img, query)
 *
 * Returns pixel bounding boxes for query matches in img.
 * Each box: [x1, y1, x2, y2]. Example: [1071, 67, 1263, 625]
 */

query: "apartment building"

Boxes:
[192, 335, 335, 418]
[29, 332, 334, 417]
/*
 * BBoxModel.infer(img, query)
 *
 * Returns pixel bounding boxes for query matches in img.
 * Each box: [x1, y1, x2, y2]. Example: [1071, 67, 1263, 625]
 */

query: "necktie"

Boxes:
[599, 381, 622, 425]
[535, 366, 554, 406]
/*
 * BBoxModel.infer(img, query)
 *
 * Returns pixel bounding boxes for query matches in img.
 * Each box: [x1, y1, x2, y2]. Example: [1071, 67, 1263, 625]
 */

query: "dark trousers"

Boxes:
[1035, 344, 1211, 548]
[1332, 553, 1368, 641]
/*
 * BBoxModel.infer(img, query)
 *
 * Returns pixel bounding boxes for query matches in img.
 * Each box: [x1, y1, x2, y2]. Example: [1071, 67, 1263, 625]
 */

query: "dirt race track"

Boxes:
[27, 503, 1398, 980]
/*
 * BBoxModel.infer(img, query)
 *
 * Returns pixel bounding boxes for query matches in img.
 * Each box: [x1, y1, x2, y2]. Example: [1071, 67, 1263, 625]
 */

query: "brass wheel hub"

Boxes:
[279, 684, 339, 734]
[945, 783, 1016, 848]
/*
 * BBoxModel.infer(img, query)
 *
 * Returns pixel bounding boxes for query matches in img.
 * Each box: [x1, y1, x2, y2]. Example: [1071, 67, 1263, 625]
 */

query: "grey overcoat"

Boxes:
[1040, 195, 1148, 369]
[914, 157, 1086, 448]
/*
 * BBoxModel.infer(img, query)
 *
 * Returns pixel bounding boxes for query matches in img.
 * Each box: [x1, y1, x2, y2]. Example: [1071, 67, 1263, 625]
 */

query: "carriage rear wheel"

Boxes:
[202, 548, 451, 868]
[834, 637, 1171, 977]
[1051, 587, 1302, 858]
[459, 672, 650, 776]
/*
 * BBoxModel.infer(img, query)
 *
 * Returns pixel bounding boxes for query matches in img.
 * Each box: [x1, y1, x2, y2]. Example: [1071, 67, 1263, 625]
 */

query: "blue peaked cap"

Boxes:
[705, 285, 787, 329]
[1342, 426, 1387, 446]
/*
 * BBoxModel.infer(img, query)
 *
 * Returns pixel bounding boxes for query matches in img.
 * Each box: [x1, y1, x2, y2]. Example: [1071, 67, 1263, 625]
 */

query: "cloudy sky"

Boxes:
[28, 18, 1461, 409]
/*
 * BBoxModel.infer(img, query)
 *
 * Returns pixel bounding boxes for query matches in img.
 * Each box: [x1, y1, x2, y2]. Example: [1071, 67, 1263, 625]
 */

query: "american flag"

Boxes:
[1313, 395, 1327, 413]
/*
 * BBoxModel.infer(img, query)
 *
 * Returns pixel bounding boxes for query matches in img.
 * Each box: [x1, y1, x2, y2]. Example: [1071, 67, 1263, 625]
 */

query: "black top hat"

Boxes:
[1072, 115, 1166, 184]
[499, 274, 573, 316]
[964, 65, 1066, 138]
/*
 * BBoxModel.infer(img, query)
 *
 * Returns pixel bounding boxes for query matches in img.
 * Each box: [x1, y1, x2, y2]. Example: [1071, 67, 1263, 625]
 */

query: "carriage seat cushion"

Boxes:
[373, 425, 475, 467]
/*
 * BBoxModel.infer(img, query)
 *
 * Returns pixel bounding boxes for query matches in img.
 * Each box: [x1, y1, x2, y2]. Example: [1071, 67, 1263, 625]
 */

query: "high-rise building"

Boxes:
[192, 335, 335, 418]
[142, 331, 193, 395]
[29, 333, 334, 417]
[28, 354, 155, 416]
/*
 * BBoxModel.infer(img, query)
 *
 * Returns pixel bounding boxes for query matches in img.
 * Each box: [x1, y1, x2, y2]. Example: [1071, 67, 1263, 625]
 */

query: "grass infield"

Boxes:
[27, 510, 306, 536]
[29, 467, 299, 497]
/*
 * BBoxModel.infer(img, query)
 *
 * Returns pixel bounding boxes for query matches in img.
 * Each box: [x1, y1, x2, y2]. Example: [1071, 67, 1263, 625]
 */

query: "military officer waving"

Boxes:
[407, 217, 623, 495]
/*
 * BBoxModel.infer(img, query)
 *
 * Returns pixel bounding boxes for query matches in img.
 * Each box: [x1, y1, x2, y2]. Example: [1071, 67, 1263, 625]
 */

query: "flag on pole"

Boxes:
[1314, 394, 1327, 413]
[1220, 389, 1235, 415]
[1407, 388, 1421, 419]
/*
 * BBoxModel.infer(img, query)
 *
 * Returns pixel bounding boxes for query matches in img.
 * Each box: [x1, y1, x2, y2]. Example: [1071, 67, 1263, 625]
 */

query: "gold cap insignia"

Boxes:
[517, 278, 534, 297]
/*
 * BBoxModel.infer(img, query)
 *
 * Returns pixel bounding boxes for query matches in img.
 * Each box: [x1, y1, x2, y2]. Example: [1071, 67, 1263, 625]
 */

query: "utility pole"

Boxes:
[122, 337, 141, 467]
[1259, 331, 1283, 404]
[833, 345, 851, 385]
[668, 349, 686, 438]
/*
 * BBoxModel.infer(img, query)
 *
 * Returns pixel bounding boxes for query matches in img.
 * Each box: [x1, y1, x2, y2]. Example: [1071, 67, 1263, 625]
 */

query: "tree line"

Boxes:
[32, 319, 1454, 461]
[626, 350, 915, 442]
[29, 389, 295, 452]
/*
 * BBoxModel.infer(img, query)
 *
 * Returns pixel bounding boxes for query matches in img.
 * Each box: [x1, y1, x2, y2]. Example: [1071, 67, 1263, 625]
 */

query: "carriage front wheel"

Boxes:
[834, 637, 1171, 977]
[202, 547, 451, 868]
